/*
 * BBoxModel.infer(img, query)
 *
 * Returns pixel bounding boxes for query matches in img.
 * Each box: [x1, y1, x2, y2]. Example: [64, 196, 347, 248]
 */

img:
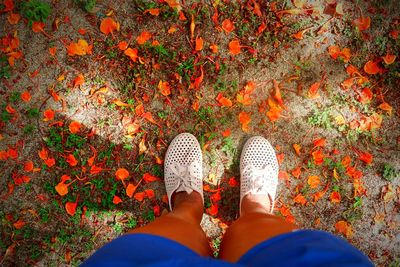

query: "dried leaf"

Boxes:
[382, 54, 396, 65]
[307, 175, 320, 189]
[222, 19, 235, 33]
[353, 16, 370, 31]
[100, 17, 119, 35]
[137, 31, 152, 45]
[158, 80, 171, 96]
[69, 121, 81, 133]
[113, 195, 122, 204]
[238, 111, 251, 132]
[195, 36, 203, 51]
[115, 168, 129, 181]
[124, 48, 138, 62]
[143, 173, 160, 183]
[216, 93, 232, 107]
[228, 39, 241, 55]
[364, 60, 381, 75]
[126, 183, 139, 198]
[335, 220, 353, 238]
[65, 200, 78, 216]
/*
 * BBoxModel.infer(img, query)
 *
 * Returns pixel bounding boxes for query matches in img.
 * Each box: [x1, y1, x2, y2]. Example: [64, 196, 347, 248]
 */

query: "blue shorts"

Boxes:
[82, 230, 372, 266]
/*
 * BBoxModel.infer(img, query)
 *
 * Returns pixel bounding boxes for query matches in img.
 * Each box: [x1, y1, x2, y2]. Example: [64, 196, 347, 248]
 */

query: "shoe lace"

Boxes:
[243, 164, 276, 195]
[169, 161, 199, 194]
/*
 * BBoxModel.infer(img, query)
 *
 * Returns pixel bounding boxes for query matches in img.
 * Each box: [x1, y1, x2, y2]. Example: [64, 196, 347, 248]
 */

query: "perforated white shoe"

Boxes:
[240, 136, 279, 215]
[164, 133, 203, 210]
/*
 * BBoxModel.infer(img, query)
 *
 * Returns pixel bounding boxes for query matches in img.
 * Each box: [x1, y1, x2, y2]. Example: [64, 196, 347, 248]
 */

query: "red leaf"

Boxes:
[358, 151, 373, 164]
[113, 195, 122, 204]
[364, 60, 381, 75]
[143, 173, 160, 183]
[353, 17, 370, 31]
[65, 200, 78, 216]
[134, 192, 146, 201]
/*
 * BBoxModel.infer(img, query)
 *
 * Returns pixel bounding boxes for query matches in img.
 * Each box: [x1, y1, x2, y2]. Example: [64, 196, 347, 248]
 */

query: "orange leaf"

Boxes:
[90, 165, 103, 174]
[38, 147, 49, 160]
[137, 31, 152, 45]
[330, 191, 341, 203]
[294, 193, 307, 205]
[65, 201, 78, 216]
[222, 19, 235, 33]
[207, 203, 218, 216]
[158, 80, 171, 96]
[358, 151, 373, 164]
[335, 220, 353, 238]
[69, 121, 81, 133]
[78, 28, 86, 35]
[346, 65, 358, 76]
[272, 80, 284, 107]
[312, 150, 324, 165]
[195, 36, 203, 51]
[378, 102, 392, 115]
[141, 112, 158, 125]
[293, 144, 301, 155]
[134, 192, 146, 201]
[124, 48, 138, 62]
[13, 219, 25, 229]
[328, 45, 341, 59]
[358, 87, 373, 104]
[145, 8, 160, 16]
[228, 39, 241, 55]
[21, 91, 31, 102]
[313, 138, 326, 148]
[266, 106, 282, 122]
[126, 183, 139, 198]
[66, 154, 78, 166]
[43, 109, 55, 121]
[7, 148, 17, 159]
[73, 73, 84, 87]
[382, 54, 396, 65]
[238, 111, 251, 132]
[209, 44, 219, 53]
[353, 16, 370, 31]
[67, 39, 92, 56]
[291, 167, 301, 178]
[100, 17, 119, 35]
[143, 173, 160, 183]
[193, 65, 204, 89]
[32, 21, 45, 33]
[118, 41, 128, 51]
[7, 12, 20, 25]
[115, 168, 129, 181]
[144, 189, 155, 199]
[307, 175, 320, 189]
[113, 195, 122, 204]
[307, 82, 320, 99]
[5, 105, 16, 114]
[24, 161, 34, 172]
[216, 93, 232, 107]
[363, 60, 381, 75]
[44, 157, 55, 167]
[55, 182, 69, 196]
[222, 128, 231, 137]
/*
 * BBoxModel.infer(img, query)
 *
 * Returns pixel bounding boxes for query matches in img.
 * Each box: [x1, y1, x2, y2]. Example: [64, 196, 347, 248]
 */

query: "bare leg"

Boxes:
[219, 194, 297, 262]
[129, 191, 212, 257]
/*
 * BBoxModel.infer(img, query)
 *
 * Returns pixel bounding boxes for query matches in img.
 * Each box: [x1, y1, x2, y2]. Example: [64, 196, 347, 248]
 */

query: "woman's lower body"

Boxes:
[82, 134, 372, 266]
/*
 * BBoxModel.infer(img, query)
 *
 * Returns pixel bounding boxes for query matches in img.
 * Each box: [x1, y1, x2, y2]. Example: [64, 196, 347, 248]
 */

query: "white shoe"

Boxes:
[240, 136, 279, 215]
[164, 133, 203, 210]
